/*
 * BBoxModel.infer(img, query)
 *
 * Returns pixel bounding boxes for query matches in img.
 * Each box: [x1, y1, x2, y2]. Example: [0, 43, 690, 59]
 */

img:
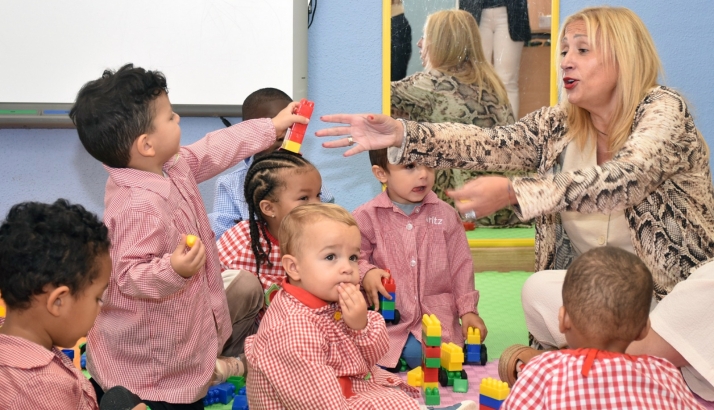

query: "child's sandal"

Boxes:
[498, 344, 542, 387]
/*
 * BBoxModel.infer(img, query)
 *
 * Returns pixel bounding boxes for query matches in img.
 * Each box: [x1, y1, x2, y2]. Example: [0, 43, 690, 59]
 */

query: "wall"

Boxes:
[0, 0, 383, 218]
[1, 0, 713, 220]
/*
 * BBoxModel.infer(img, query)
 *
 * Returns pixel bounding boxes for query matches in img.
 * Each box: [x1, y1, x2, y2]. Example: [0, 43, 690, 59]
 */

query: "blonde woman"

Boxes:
[320, 6, 714, 401]
[391, 9, 524, 226]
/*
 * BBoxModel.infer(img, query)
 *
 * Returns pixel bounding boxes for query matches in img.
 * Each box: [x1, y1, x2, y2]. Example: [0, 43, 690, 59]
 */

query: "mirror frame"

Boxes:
[382, 0, 561, 115]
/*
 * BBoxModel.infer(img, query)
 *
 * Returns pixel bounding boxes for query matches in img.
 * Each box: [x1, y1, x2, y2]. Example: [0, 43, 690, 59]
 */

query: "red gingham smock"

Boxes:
[217, 220, 284, 317]
[502, 348, 705, 409]
[0, 325, 99, 410]
[353, 190, 478, 367]
[245, 282, 420, 409]
[87, 120, 276, 403]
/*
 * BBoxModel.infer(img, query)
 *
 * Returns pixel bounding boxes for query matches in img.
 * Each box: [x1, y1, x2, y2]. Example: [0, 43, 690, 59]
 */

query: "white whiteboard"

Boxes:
[0, 0, 307, 125]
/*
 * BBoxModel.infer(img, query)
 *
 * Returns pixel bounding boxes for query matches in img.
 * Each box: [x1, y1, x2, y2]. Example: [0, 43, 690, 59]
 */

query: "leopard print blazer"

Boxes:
[389, 86, 714, 299]
[391, 69, 530, 227]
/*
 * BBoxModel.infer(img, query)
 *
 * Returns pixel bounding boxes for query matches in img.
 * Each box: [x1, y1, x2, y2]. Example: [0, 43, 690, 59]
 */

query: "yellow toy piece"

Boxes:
[467, 327, 481, 345]
[440, 342, 464, 372]
[406, 366, 423, 387]
[479, 377, 510, 400]
[423, 381, 438, 389]
[281, 140, 302, 153]
[0, 299, 5, 318]
[421, 314, 442, 337]
[186, 235, 198, 248]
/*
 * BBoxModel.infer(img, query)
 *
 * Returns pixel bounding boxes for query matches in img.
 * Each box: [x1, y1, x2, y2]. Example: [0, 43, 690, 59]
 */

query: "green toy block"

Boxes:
[381, 300, 396, 310]
[227, 376, 245, 391]
[423, 386, 440, 405]
[453, 378, 468, 393]
[423, 356, 440, 368]
[421, 331, 441, 347]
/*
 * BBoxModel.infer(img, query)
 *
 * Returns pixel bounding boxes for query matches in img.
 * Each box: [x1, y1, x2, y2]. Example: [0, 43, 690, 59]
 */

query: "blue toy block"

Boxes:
[479, 394, 505, 409]
[61, 348, 75, 361]
[382, 309, 395, 320]
[214, 382, 235, 404]
[233, 386, 249, 410]
[80, 352, 87, 369]
[466, 344, 481, 363]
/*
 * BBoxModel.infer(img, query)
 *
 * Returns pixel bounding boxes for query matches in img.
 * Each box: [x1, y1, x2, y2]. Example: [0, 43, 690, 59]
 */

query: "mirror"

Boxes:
[384, 0, 558, 119]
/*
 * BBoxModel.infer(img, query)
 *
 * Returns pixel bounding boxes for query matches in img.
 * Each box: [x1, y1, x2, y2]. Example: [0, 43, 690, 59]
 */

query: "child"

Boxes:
[209, 87, 334, 241]
[69, 64, 305, 407]
[245, 203, 478, 409]
[216, 150, 324, 356]
[501, 247, 705, 409]
[0, 199, 142, 410]
[352, 148, 487, 371]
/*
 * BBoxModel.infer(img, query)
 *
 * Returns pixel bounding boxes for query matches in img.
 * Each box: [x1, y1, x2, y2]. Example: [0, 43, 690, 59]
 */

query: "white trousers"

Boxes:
[479, 6, 524, 116]
[522, 268, 714, 400]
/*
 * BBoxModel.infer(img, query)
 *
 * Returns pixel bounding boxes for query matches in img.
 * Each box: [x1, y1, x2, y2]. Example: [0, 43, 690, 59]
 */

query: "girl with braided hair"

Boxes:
[216, 150, 324, 357]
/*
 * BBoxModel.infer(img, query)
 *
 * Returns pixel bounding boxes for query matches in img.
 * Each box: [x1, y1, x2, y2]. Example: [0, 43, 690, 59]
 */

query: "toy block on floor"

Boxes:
[453, 378, 469, 393]
[227, 376, 246, 392]
[232, 386, 248, 410]
[479, 377, 509, 409]
[203, 382, 235, 406]
[407, 366, 423, 387]
[423, 386, 440, 406]
[441, 342, 464, 372]
[421, 314, 442, 347]
[464, 327, 488, 365]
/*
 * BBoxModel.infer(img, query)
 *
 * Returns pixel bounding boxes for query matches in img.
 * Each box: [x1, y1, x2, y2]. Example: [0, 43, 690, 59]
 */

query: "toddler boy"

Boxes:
[0, 199, 142, 410]
[502, 247, 705, 409]
[353, 148, 486, 370]
[70, 64, 304, 407]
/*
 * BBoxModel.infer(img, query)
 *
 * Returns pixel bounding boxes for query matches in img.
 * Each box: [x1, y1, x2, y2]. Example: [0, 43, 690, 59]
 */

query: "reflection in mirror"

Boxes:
[389, 0, 554, 226]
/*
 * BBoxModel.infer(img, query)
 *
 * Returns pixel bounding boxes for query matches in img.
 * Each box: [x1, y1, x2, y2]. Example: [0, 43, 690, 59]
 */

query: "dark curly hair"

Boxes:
[0, 199, 110, 310]
[69, 63, 168, 168]
[243, 150, 315, 275]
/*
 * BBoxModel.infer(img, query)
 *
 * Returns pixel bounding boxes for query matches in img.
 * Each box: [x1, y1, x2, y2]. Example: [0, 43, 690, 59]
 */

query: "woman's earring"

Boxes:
[272, 214, 276, 218]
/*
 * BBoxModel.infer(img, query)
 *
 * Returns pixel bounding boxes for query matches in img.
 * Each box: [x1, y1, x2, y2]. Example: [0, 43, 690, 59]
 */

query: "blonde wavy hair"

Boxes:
[424, 9, 509, 104]
[278, 203, 358, 257]
[558, 7, 662, 152]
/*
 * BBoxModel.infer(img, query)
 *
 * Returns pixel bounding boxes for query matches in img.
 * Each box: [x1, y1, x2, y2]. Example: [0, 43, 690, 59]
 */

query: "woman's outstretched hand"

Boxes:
[447, 176, 516, 220]
[316, 114, 404, 157]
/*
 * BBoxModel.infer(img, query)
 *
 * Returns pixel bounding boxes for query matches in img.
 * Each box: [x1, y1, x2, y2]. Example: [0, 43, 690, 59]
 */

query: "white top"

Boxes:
[560, 138, 636, 256]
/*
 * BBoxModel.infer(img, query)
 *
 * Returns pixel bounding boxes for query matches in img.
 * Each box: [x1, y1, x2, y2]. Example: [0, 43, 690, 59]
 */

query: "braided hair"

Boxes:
[243, 150, 315, 275]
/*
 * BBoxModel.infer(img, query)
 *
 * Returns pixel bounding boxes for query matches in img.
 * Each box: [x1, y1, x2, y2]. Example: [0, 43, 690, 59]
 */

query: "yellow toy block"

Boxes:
[480, 377, 510, 401]
[467, 327, 481, 345]
[440, 342, 464, 372]
[421, 314, 442, 337]
[423, 381, 439, 389]
[407, 366, 423, 387]
[281, 139, 302, 153]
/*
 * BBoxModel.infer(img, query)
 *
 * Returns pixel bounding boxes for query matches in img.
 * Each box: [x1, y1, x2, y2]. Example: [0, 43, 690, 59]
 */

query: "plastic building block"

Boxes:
[423, 386, 440, 406]
[467, 327, 481, 345]
[423, 344, 440, 359]
[381, 276, 396, 293]
[453, 378, 469, 393]
[377, 273, 400, 325]
[280, 98, 314, 153]
[233, 386, 248, 410]
[202, 382, 235, 406]
[479, 394, 505, 409]
[440, 342, 464, 372]
[421, 314, 442, 337]
[423, 365, 438, 381]
[407, 366, 423, 387]
[480, 377, 509, 401]
[80, 352, 87, 369]
[61, 348, 75, 361]
[438, 367, 467, 387]
[227, 376, 246, 392]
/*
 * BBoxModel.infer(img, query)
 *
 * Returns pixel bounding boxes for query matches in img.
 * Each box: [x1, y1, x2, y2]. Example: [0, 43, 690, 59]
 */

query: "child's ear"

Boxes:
[558, 306, 569, 334]
[282, 254, 300, 282]
[259, 199, 276, 219]
[371, 165, 389, 184]
[134, 133, 156, 158]
[634, 318, 651, 342]
[46, 286, 71, 317]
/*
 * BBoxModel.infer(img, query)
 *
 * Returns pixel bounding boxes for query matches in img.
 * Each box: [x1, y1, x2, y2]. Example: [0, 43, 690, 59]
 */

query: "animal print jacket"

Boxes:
[389, 86, 714, 299]
[391, 69, 530, 227]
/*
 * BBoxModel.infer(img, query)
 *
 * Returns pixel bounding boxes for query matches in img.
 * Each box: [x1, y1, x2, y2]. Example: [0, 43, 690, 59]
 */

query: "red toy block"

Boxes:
[381, 276, 396, 293]
[281, 98, 314, 153]
[423, 365, 438, 381]
[423, 344, 440, 359]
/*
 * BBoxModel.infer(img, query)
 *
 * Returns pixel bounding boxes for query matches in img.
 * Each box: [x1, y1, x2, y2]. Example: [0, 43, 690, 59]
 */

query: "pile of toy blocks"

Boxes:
[405, 314, 442, 405]
[479, 377, 509, 409]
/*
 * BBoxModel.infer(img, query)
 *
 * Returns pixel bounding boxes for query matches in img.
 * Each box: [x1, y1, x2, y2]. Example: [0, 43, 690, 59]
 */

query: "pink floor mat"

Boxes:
[399, 360, 714, 408]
